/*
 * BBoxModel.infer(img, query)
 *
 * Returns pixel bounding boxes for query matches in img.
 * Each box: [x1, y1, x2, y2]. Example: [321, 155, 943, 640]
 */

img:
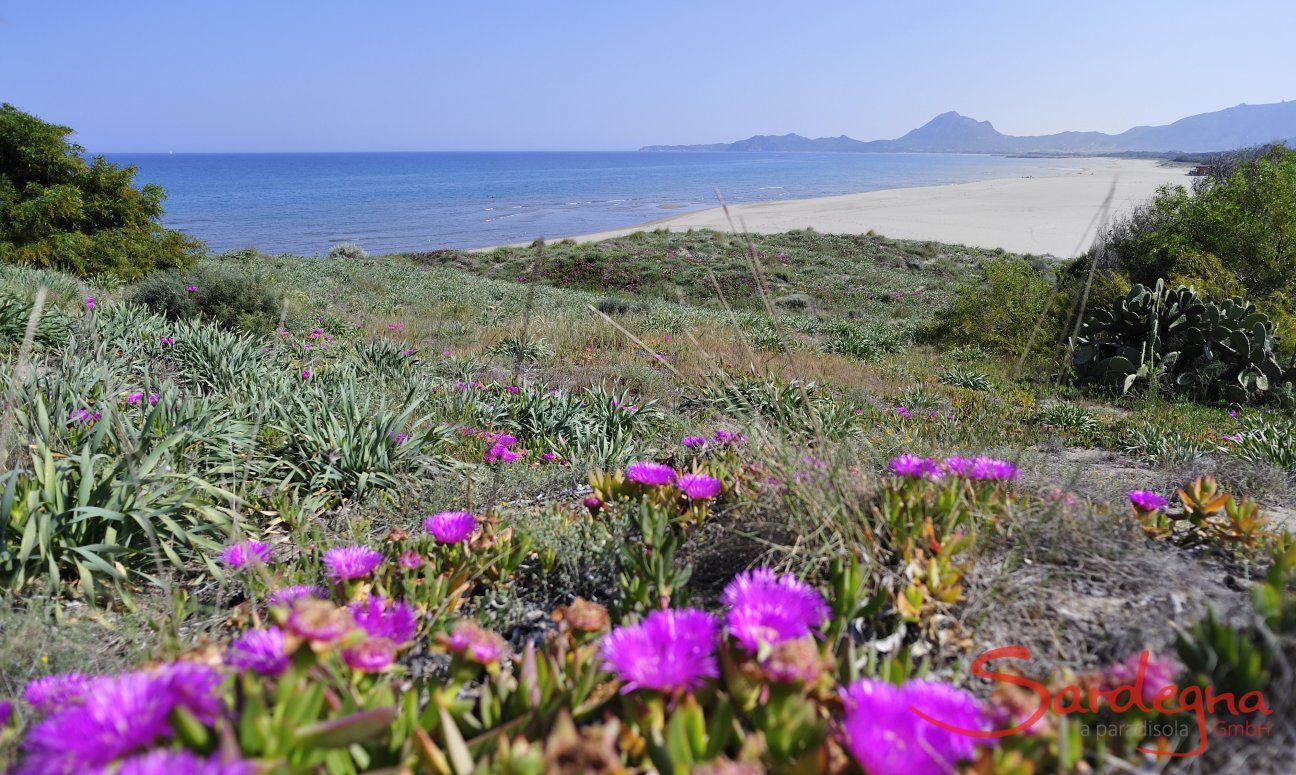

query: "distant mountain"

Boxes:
[640, 100, 1296, 154]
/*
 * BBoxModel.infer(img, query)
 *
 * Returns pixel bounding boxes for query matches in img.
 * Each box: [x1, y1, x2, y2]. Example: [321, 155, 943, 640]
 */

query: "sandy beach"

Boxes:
[498, 157, 1190, 257]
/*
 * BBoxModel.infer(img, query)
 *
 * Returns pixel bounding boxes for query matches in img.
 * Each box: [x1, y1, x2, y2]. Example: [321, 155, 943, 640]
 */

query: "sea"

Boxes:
[103, 151, 1083, 254]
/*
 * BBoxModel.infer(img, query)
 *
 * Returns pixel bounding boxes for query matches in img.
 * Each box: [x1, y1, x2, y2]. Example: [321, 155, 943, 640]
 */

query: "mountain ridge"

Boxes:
[640, 100, 1296, 154]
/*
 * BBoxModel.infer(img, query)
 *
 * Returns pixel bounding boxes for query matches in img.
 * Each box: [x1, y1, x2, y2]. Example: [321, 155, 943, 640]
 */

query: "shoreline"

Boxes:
[473, 157, 1190, 257]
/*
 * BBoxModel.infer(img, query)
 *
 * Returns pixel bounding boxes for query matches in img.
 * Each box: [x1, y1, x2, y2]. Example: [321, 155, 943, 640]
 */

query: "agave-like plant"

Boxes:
[1, 399, 236, 602]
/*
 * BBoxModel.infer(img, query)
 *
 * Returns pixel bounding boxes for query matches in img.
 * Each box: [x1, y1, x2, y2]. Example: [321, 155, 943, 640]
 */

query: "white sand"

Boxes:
[486, 157, 1190, 258]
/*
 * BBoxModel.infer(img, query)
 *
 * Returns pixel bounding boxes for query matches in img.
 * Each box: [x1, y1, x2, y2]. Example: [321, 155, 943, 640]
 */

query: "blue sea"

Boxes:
[103, 152, 1082, 254]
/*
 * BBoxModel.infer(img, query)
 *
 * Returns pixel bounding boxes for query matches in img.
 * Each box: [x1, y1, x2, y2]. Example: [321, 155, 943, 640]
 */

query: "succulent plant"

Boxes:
[1072, 280, 1295, 405]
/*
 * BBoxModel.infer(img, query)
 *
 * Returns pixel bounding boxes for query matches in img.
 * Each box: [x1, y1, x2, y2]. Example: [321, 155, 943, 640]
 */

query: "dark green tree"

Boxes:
[0, 103, 201, 279]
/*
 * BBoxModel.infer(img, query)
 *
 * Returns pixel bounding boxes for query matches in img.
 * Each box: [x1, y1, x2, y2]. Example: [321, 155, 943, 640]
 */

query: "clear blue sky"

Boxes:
[4, 0, 1294, 152]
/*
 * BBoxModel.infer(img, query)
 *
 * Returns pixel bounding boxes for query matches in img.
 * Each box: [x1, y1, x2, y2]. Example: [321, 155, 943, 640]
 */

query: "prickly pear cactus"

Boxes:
[1072, 280, 1296, 405]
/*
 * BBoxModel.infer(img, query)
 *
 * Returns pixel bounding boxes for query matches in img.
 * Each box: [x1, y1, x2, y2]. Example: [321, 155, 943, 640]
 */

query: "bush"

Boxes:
[1093, 144, 1296, 315]
[326, 241, 367, 260]
[0, 103, 202, 279]
[921, 256, 1066, 363]
[130, 261, 281, 332]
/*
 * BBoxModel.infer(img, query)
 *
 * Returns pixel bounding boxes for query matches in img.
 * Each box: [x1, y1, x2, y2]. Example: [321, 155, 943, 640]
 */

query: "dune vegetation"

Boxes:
[1, 110, 1294, 773]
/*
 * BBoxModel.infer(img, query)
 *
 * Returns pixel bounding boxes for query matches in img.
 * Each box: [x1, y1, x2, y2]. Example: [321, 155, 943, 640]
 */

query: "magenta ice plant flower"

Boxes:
[185, 285, 199, 293]
[267, 584, 326, 607]
[625, 460, 677, 486]
[84, 296, 96, 311]
[398, 549, 422, 569]
[722, 568, 829, 652]
[1102, 651, 1183, 703]
[20, 663, 224, 774]
[677, 472, 723, 500]
[889, 454, 943, 480]
[343, 639, 398, 672]
[350, 597, 417, 644]
[323, 545, 383, 580]
[840, 678, 991, 775]
[443, 620, 508, 665]
[159, 336, 175, 347]
[600, 608, 719, 694]
[424, 511, 477, 543]
[227, 627, 290, 676]
[113, 750, 252, 775]
[681, 435, 707, 449]
[1128, 490, 1169, 512]
[23, 673, 91, 712]
[219, 540, 271, 568]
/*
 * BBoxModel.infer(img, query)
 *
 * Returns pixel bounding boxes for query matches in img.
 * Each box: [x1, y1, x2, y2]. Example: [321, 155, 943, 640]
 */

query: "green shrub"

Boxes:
[131, 261, 281, 331]
[326, 241, 367, 260]
[825, 322, 908, 362]
[1098, 146, 1296, 301]
[937, 368, 992, 391]
[0, 103, 202, 279]
[921, 256, 1065, 363]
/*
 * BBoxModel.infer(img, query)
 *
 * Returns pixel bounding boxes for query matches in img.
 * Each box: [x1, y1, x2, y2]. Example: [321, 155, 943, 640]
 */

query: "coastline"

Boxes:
[475, 157, 1190, 257]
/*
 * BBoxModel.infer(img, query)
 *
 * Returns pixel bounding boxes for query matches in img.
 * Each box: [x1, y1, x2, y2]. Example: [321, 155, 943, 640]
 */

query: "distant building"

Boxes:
[1188, 164, 1215, 176]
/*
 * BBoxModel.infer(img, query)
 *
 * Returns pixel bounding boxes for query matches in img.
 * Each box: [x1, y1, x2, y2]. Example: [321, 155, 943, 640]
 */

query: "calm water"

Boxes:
[104, 152, 1083, 254]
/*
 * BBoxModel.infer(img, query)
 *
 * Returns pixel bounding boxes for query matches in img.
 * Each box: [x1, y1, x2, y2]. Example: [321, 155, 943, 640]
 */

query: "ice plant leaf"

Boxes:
[292, 706, 398, 749]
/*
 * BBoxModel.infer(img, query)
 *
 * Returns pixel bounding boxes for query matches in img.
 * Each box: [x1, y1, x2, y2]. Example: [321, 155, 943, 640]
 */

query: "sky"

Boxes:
[3, 0, 1295, 152]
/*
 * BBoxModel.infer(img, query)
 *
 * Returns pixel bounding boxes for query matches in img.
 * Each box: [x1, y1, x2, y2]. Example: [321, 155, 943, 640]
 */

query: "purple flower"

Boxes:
[159, 336, 175, 347]
[84, 296, 96, 311]
[625, 461, 676, 486]
[285, 600, 353, 643]
[1128, 490, 1169, 512]
[712, 428, 746, 445]
[389, 431, 411, 445]
[21, 672, 174, 772]
[840, 678, 990, 775]
[681, 435, 707, 449]
[20, 664, 224, 773]
[220, 540, 271, 568]
[423, 511, 477, 544]
[68, 408, 102, 425]
[126, 392, 144, 405]
[484, 442, 518, 463]
[154, 661, 223, 722]
[148, 392, 160, 406]
[300, 368, 311, 380]
[677, 473, 723, 500]
[600, 608, 719, 694]
[23, 673, 91, 712]
[895, 406, 912, 419]
[1102, 652, 1182, 703]
[349, 597, 417, 644]
[398, 549, 422, 569]
[343, 639, 397, 672]
[969, 457, 1018, 481]
[323, 545, 383, 580]
[227, 627, 289, 676]
[889, 454, 943, 480]
[944, 456, 1018, 481]
[185, 285, 199, 293]
[1222, 433, 1242, 443]
[0, 700, 10, 726]
[442, 620, 508, 665]
[722, 568, 829, 652]
[114, 750, 252, 775]
[1228, 409, 1239, 418]
[267, 584, 326, 607]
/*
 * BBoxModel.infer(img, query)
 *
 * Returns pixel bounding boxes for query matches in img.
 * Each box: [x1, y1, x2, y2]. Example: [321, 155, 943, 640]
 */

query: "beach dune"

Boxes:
[516, 158, 1189, 258]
